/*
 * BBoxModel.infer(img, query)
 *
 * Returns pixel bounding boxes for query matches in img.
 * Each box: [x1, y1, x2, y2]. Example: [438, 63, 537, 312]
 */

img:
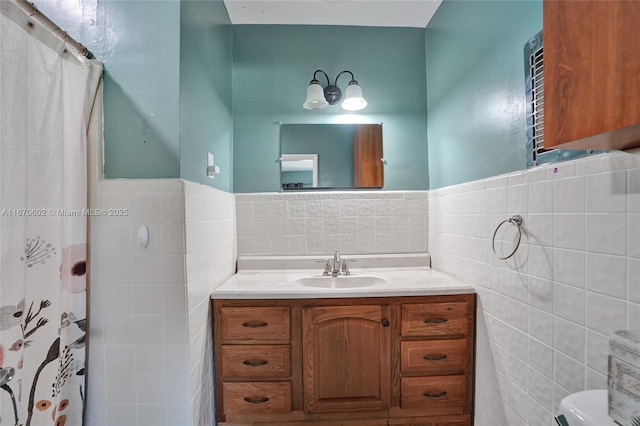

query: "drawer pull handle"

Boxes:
[244, 397, 270, 404]
[242, 321, 268, 328]
[423, 318, 448, 324]
[243, 360, 269, 367]
[423, 354, 448, 361]
[422, 390, 447, 398]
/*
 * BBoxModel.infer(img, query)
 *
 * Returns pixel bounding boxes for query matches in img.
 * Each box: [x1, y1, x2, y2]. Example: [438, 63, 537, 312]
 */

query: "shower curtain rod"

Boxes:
[13, 0, 94, 59]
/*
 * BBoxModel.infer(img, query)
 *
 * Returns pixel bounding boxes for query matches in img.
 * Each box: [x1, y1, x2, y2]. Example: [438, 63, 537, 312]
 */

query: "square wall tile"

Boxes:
[586, 171, 627, 213]
[554, 177, 585, 213]
[554, 214, 585, 250]
[585, 214, 626, 256]
[586, 253, 627, 299]
[553, 351, 585, 393]
[529, 338, 553, 379]
[554, 283, 585, 325]
[585, 330, 609, 375]
[629, 168, 640, 213]
[586, 292, 627, 336]
[553, 317, 585, 362]
[554, 249, 585, 288]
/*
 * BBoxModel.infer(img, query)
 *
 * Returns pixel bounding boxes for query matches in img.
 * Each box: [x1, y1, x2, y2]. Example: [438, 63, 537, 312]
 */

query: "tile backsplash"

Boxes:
[235, 191, 429, 255]
[428, 152, 640, 426]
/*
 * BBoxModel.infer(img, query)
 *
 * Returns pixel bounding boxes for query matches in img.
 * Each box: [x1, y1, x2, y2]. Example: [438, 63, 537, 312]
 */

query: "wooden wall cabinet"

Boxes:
[543, 1, 640, 150]
[213, 294, 475, 425]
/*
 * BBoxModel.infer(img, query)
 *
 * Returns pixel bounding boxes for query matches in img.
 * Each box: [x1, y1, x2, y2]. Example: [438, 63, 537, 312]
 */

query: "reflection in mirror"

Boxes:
[279, 123, 383, 190]
[280, 154, 318, 189]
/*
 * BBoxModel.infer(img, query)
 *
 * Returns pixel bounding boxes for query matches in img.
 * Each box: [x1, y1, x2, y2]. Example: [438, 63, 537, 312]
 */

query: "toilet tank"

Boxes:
[609, 330, 640, 425]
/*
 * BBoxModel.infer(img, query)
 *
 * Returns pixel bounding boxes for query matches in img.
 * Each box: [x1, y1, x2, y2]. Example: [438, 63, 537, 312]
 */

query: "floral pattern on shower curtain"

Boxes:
[0, 3, 102, 425]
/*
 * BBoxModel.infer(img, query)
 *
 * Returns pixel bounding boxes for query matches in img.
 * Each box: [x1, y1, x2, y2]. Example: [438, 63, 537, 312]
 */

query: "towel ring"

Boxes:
[492, 215, 523, 260]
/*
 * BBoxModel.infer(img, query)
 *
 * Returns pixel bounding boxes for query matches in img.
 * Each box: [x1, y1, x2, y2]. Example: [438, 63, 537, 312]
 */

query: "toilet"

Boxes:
[556, 389, 616, 426]
[556, 330, 640, 425]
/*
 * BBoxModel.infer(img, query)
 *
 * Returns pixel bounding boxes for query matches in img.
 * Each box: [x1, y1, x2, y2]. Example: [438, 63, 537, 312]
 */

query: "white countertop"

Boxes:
[210, 267, 475, 299]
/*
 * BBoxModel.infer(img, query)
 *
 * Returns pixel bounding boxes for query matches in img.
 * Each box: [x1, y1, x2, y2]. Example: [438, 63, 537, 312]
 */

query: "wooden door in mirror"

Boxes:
[353, 124, 383, 187]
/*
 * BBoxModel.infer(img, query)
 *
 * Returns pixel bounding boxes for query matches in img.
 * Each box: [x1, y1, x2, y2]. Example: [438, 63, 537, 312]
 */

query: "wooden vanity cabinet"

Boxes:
[543, 1, 640, 151]
[213, 294, 475, 425]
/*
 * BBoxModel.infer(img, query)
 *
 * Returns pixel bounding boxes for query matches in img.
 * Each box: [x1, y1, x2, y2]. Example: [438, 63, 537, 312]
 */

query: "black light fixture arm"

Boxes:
[334, 70, 357, 86]
[312, 69, 331, 86]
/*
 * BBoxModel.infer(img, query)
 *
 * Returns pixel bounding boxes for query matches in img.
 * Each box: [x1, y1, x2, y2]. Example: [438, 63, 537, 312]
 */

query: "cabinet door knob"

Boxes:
[244, 397, 270, 404]
[423, 354, 447, 361]
[422, 390, 447, 398]
[423, 318, 448, 324]
[381, 319, 390, 327]
[242, 321, 268, 328]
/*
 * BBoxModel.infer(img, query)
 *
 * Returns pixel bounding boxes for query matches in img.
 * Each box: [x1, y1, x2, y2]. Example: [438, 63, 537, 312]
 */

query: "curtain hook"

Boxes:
[27, 1, 38, 16]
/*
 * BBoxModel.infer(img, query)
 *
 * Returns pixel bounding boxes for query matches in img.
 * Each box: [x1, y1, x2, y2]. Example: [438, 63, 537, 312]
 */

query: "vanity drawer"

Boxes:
[221, 345, 291, 379]
[401, 302, 469, 337]
[220, 307, 290, 341]
[223, 381, 292, 414]
[401, 339, 467, 375]
[400, 375, 468, 412]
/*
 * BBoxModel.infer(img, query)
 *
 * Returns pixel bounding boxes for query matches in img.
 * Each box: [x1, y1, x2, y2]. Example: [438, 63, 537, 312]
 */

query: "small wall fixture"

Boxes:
[303, 70, 367, 111]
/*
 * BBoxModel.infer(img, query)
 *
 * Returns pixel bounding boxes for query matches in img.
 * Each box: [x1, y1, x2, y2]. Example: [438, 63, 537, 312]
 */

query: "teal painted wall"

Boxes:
[33, 1, 543, 191]
[281, 124, 355, 188]
[34, 0, 232, 185]
[233, 25, 428, 193]
[179, 0, 233, 191]
[101, 1, 181, 178]
[426, 0, 542, 189]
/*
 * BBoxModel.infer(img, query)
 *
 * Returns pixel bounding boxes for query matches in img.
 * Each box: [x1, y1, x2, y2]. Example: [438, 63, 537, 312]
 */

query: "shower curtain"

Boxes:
[0, 2, 102, 425]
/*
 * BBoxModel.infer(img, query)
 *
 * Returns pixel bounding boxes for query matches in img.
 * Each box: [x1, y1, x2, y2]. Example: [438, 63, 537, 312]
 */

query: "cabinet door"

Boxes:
[302, 305, 391, 413]
[544, 0, 640, 150]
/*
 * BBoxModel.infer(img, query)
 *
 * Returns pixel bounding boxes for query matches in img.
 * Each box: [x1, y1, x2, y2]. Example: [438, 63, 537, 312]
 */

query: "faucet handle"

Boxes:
[341, 260, 350, 275]
[323, 260, 332, 276]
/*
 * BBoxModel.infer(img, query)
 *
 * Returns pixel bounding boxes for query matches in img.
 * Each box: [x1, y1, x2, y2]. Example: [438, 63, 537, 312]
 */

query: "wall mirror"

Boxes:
[279, 123, 383, 190]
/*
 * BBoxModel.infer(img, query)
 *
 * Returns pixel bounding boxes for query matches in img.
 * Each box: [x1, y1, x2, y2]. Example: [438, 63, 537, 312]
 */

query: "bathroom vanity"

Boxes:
[211, 264, 476, 425]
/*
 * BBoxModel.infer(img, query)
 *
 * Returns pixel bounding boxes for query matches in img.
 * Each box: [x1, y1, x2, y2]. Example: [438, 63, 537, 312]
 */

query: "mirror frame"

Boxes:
[279, 122, 383, 191]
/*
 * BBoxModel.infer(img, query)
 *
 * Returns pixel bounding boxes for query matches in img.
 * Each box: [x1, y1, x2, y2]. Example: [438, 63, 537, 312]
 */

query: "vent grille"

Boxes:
[529, 46, 546, 160]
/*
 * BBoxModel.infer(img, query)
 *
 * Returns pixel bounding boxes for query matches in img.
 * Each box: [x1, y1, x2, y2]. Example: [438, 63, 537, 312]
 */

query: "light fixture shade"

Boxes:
[341, 82, 367, 111]
[303, 82, 329, 110]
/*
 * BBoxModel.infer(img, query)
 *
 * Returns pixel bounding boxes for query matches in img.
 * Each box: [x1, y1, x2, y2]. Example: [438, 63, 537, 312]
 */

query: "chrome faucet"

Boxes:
[332, 250, 341, 274]
[322, 250, 350, 276]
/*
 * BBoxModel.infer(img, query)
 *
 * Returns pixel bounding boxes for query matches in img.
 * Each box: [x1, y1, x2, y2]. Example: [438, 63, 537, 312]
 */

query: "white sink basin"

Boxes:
[295, 274, 387, 289]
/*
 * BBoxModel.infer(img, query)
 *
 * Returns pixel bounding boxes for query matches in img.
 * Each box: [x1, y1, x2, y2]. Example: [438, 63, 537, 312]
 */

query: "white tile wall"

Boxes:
[87, 178, 189, 426]
[86, 178, 236, 426]
[429, 152, 640, 426]
[235, 191, 429, 256]
[183, 181, 236, 426]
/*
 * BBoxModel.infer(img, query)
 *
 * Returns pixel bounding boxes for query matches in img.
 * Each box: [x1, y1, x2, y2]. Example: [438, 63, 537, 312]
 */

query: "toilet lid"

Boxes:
[557, 389, 616, 426]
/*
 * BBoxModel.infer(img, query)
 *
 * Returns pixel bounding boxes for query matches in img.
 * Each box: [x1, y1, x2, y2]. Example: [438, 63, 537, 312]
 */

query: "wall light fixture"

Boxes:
[303, 70, 367, 111]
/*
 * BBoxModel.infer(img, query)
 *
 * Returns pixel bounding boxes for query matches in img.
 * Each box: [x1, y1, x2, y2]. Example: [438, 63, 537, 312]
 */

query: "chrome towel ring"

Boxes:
[492, 215, 523, 260]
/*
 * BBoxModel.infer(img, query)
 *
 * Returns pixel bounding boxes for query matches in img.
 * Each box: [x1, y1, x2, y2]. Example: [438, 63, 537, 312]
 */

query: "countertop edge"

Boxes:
[210, 267, 475, 300]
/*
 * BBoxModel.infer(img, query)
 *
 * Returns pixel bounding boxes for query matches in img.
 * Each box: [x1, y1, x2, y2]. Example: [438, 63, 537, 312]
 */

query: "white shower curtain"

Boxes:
[0, 2, 102, 425]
